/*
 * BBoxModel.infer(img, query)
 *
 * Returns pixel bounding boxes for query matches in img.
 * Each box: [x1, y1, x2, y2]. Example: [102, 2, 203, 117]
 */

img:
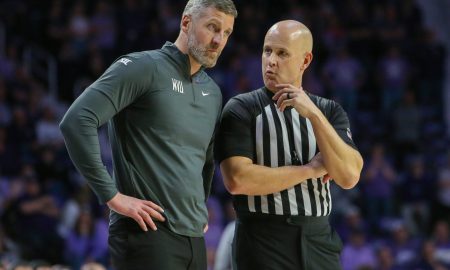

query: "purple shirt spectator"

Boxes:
[341, 230, 377, 270]
[363, 145, 397, 198]
[386, 224, 421, 268]
[90, 1, 117, 50]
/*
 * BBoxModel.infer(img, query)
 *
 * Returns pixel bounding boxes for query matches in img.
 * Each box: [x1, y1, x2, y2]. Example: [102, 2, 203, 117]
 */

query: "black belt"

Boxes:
[236, 212, 329, 226]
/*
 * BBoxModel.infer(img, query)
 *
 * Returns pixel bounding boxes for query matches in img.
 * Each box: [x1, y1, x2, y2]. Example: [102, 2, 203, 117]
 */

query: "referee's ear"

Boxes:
[301, 52, 313, 71]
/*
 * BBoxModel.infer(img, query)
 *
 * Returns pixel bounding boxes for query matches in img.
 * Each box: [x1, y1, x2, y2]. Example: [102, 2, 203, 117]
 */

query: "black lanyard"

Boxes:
[283, 108, 302, 166]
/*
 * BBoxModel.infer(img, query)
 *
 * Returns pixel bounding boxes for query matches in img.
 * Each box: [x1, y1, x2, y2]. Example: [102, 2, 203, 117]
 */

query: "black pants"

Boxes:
[233, 214, 343, 270]
[109, 218, 206, 270]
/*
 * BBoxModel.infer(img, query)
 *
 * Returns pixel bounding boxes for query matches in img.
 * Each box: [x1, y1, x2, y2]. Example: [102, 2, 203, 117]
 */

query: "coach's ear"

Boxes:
[180, 15, 192, 34]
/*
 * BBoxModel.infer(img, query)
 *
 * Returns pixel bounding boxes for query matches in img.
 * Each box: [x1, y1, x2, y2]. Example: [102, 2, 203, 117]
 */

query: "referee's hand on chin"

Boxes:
[107, 192, 165, 232]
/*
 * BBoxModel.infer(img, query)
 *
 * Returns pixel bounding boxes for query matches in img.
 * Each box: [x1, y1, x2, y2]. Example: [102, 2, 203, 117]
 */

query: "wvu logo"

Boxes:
[172, 78, 184, 93]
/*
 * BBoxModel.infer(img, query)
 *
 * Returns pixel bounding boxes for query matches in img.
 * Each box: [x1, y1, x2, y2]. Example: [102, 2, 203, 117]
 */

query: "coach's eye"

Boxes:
[207, 24, 219, 32]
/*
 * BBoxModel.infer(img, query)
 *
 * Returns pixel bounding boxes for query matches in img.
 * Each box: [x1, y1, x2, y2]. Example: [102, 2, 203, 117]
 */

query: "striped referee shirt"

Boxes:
[215, 87, 357, 217]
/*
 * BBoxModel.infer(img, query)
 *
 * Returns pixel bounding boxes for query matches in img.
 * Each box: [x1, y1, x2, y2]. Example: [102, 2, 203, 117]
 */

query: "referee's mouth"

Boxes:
[265, 70, 277, 78]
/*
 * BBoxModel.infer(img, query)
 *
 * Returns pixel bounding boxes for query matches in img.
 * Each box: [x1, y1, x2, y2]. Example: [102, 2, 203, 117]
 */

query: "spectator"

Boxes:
[5, 168, 62, 264]
[398, 156, 432, 235]
[336, 206, 370, 243]
[341, 229, 377, 270]
[391, 91, 421, 166]
[362, 143, 397, 231]
[58, 185, 93, 238]
[377, 46, 409, 112]
[35, 105, 64, 148]
[434, 153, 450, 225]
[67, 1, 90, 57]
[64, 211, 96, 269]
[414, 240, 448, 270]
[432, 221, 450, 267]
[386, 222, 420, 268]
[323, 47, 364, 116]
[90, 1, 117, 52]
[376, 245, 398, 270]
[213, 221, 235, 270]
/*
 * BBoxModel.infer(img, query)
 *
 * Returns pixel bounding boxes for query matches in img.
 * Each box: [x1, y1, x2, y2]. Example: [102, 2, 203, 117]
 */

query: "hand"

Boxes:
[272, 84, 319, 118]
[204, 223, 209, 233]
[306, 152, 328, 179]
[107, 193, 165, 231]
[322, 173, 333, 184]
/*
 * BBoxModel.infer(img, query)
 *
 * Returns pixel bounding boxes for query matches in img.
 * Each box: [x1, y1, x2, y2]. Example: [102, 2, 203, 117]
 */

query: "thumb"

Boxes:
[322, 174, 332, 183]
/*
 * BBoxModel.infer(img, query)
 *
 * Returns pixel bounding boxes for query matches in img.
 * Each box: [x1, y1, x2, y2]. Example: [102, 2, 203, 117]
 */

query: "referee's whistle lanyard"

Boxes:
[283, 109, 302, 166]
[291, 149, 301, 166]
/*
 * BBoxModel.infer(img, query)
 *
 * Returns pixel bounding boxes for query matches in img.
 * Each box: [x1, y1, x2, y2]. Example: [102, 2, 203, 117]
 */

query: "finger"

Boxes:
[280, 99, 294, 112]
[143, 205, 166, 222]
[276, 92, 288, 108]
[133, 215, 148, 232]
[274, 85, 304, 99]
[143, 200, 164, 213]
[322, 174, 331, 183]
[139, 210, 157, 231]
[273, 88, 291, 100]
[284, 92, 300, 109]
[203, 224, 209, 233]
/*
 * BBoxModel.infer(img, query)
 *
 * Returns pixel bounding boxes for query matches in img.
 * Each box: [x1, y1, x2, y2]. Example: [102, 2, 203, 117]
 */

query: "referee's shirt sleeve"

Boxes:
[215, 97, 254, 163]
[328, 101, 358, 150]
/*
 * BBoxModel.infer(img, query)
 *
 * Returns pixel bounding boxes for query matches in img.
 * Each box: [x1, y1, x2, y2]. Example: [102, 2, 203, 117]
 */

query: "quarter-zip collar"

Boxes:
[161, 41, 206, 79]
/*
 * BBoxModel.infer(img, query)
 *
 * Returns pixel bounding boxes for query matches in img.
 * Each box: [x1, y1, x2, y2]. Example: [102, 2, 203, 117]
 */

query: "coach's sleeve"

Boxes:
[60, 54, 153, 203]
[328, 101, 358, 150]
[215, 97, 254, 163]
[203, 95, 223, 201]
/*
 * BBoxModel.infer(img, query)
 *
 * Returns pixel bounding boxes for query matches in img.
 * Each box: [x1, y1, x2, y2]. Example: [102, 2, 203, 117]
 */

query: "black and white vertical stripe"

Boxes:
[246, 103, 332, 216]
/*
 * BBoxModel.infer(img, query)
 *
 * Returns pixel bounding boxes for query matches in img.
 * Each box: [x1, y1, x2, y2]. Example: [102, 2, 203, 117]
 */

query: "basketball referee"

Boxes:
[215, 20, 364, 269]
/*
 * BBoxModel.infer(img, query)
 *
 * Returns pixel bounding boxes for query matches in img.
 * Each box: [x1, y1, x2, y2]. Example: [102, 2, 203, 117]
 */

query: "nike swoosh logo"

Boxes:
[202, 91, 210, 96]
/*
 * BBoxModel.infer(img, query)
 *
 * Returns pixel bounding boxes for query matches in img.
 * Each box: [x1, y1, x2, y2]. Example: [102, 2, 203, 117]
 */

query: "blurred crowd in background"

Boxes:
[0, 0, 449, 269]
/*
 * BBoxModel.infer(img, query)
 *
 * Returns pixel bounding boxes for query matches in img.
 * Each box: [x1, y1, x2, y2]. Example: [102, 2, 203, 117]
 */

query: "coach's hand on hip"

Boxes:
[107, 193, 165, 231]
[272, 84, 319, 118]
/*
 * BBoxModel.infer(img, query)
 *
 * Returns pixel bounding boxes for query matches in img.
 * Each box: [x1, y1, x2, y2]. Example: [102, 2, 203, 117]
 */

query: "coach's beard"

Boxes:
[188, 36, 220, 68]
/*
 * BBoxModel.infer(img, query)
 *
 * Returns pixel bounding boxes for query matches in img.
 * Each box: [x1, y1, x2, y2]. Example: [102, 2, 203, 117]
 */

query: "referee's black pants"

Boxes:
[233, 213, 343, 270]
[108, 218, 206, 270]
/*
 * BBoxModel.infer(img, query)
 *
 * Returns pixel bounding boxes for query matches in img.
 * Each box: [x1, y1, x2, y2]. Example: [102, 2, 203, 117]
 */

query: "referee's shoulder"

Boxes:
[230, 88, 262, 104]
[309, 93, 341, 110]
[223, 89, 260, 115]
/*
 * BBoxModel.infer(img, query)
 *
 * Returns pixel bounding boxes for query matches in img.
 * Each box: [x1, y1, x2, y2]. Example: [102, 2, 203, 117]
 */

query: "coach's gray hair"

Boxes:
[183, 0, 238, 18]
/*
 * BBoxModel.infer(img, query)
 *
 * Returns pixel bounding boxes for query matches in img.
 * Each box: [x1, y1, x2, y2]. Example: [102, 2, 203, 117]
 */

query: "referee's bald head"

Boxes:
[265, 20, 313, 55]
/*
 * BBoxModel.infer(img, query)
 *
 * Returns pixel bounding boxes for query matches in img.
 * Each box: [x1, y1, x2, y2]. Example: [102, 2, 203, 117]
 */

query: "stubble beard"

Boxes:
[187, 31, 219, 68]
